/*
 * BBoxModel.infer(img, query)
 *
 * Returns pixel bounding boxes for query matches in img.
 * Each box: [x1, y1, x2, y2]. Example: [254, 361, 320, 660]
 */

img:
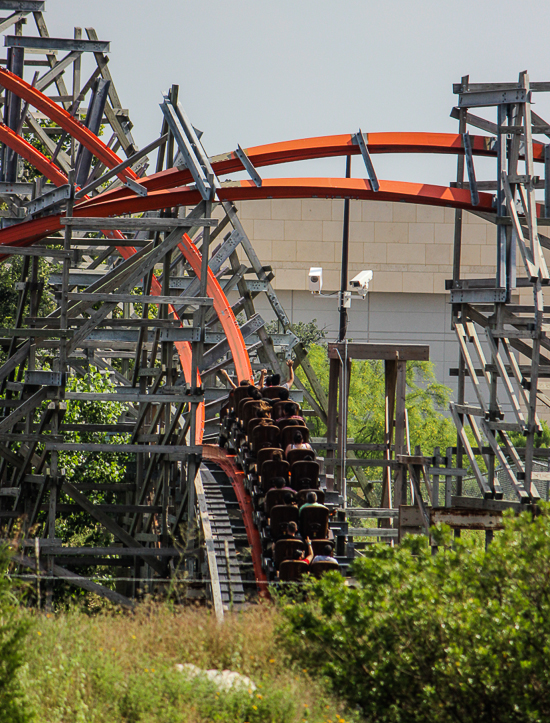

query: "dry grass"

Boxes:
[17, 601, 360, 723]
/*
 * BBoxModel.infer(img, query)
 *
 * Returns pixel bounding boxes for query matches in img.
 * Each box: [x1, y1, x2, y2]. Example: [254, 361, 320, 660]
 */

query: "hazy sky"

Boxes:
[28, 0, 550, 186]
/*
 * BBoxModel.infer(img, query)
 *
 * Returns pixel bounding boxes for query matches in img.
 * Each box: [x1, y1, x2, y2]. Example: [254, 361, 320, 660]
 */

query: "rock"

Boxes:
[175, 663, 257, 693]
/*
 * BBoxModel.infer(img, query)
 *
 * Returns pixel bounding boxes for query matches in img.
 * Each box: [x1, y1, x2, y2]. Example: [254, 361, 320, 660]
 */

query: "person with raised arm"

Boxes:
[282, 359, 295, 390]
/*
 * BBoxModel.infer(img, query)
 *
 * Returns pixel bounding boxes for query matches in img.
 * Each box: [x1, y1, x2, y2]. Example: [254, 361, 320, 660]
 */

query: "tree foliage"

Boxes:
[508, 420, 550, 449]
[298, 344, 456, 460]
[54, 368, 129, 548]
[0, 255, 55, 333]
[290, 319, 327, 350]
[280, 507, 550, 722]
[265, 318, 328, 351]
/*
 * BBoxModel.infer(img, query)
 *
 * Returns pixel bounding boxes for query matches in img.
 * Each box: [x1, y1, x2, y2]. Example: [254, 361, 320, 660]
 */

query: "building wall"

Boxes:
[233, 198, 501, 296]
[229, 198, 511, 401]
[251, 289, 458, 397]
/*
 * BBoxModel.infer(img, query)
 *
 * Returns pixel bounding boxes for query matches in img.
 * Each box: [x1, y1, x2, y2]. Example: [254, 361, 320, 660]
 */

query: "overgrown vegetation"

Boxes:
[280, 506, 550, 723]
[16, 603, 358, 723]
[0, 547, 31, 723]
[2, 508, 550, 721]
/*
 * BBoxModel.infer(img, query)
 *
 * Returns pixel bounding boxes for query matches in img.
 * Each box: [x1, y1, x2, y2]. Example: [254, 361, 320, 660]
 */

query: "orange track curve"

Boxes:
[2, 177, 495, 239]
[0, 67, 139, 186]
[178, 234, 253, 384]
[74, 129, 544, 208]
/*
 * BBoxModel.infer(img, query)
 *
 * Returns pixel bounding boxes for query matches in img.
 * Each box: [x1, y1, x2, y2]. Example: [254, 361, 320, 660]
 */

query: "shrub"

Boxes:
[0, 546, 31, 723]
[279, 506, 550, 722]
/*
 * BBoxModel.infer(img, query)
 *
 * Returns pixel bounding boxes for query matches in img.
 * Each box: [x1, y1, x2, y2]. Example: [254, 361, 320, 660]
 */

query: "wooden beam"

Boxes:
[327, 342, 429, 361]
[430, 508, 504, 530]
[65, 293, 213, 306]
[0, 246, 70, 258]
[61, 481, 166, 576]
[60, 217, 218, 231]
[42, 546, 183, 557]
[12, 553, 135, 609]
[195, 469, 224, 621]
[46, 442, 201, 456]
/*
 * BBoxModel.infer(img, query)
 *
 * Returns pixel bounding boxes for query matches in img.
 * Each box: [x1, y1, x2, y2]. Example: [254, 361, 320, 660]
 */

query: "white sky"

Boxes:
[22, 0, 550, 186]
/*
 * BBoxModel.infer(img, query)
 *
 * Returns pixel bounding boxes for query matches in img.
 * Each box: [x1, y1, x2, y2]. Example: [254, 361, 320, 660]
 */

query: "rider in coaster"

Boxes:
[291, 537, 314, 565]
[276, 401, 305, 424]
[299, 491, 327, 517]
[285, 430, 313, 458]
[312, 543, 339, 565]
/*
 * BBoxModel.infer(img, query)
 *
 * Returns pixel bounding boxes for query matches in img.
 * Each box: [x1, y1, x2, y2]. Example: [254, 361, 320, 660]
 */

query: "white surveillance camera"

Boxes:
[350, 270, 373, 298]
[308, 267, 323, 293]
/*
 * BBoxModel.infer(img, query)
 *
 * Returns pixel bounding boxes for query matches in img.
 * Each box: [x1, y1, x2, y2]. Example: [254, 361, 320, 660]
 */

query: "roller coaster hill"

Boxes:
[0, 4, 550, 615]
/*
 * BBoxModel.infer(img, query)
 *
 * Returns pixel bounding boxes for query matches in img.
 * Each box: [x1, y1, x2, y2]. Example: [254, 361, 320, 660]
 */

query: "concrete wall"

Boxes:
[217, 197, 529, 414]
[251, 289, 458, 396]
[233, 198, 502, 295]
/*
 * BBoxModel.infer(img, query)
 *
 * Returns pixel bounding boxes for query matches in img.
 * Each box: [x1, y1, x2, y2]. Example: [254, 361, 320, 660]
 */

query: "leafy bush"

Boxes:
[279, 507, 550, 722]
[0, 546, 31, 723]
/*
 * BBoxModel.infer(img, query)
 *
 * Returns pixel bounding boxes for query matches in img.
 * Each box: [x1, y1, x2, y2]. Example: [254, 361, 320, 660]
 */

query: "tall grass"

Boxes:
[18, 602, 360, 723]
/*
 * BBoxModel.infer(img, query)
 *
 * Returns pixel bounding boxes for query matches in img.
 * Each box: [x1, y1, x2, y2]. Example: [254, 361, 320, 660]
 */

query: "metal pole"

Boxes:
[338, 155, 351, 343]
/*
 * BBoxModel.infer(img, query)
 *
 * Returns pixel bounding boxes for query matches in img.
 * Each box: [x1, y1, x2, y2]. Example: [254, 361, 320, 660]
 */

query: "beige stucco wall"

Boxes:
[233, 199, 499, 295]
[222, 196, 538, 418]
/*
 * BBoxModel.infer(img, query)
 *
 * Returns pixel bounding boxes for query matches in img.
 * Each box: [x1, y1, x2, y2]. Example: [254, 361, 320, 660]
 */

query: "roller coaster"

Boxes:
[1, 3, 550, 615]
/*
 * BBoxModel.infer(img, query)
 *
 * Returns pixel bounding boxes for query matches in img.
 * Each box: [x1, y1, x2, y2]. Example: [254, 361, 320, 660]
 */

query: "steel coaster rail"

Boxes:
[75, 129, 546, 207]
[203, 444, 269, 598]
[0, 66, 141, 187]
[178, 233, 253, 384]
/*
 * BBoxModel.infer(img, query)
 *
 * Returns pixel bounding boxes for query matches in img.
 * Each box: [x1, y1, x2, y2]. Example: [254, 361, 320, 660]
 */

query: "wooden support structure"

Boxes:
[0, 5, 548, 601]
[0, 6, 328, 606]
[449, 74, 550, 512]
[325, 342, 429, 530]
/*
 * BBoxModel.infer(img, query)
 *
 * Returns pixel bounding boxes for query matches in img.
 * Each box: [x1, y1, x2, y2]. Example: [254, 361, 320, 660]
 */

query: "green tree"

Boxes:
[298, 344, 456, 460]
[54, 367, 130, 548]
[265, 318, 327, 351]
[508, 419, 550, 449]
[0, 546, 32, 723]
[0, 255, 56, 334]
[280, 506, 550, 722]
